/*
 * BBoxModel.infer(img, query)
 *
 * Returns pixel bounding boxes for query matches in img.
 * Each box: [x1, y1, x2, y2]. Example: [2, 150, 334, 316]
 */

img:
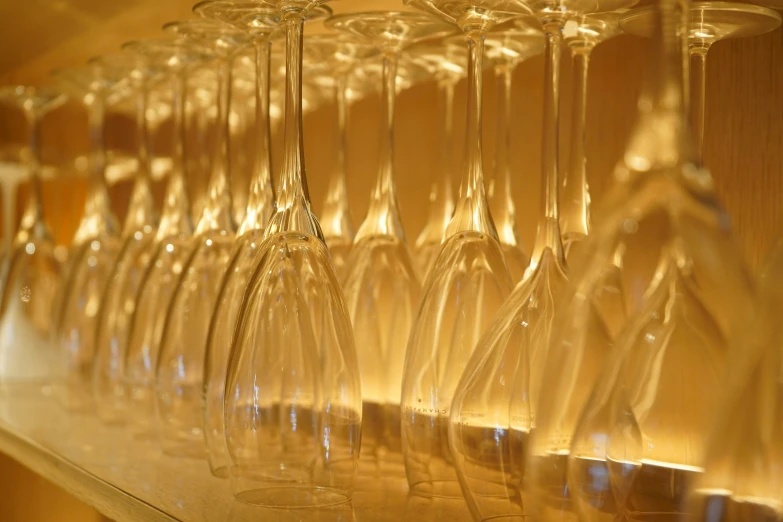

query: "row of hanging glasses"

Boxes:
[0, 0, 782, 517]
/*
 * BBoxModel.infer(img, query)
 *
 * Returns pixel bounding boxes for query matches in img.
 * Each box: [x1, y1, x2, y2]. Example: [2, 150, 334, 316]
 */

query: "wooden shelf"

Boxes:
[0, 392, 472, 522]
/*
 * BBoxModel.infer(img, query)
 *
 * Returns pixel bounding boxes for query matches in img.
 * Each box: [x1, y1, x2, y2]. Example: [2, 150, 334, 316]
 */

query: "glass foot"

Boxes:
[620, 1, 781, 42]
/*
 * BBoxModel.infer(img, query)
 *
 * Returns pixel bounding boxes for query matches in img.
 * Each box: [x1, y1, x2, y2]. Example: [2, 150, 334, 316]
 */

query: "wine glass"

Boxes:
[409, 41, 466, 281]
[401, 0, 529, 498]
[0, 85, 66, 394]
[529, 0, 756, 519]
[620, 1, 780, 164]
[484, 27, 545, 283]
[193, 0, 327, 479]
[685, 241, 783, 521]
[443, 22, 576, 521]
[303, 34, 376, 280]
[51, 58, 128, 412]
[327, 11, 455, 474]
[154, 19, 250, 459]
[122, 38, 213, 438]
[222, 0, 362, 507]
[91, 51, 162, 425]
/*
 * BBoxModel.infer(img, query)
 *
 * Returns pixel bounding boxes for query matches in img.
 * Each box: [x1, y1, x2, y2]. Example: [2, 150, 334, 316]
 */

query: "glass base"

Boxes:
[620, 2, 781, 41]
[234, 485, 352, 508]
[409, 479, 463, 499]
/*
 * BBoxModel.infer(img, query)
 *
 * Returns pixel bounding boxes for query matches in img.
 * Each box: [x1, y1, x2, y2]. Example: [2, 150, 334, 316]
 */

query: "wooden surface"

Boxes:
[0, 392, 472, 522]
[0, 452, 109, 522]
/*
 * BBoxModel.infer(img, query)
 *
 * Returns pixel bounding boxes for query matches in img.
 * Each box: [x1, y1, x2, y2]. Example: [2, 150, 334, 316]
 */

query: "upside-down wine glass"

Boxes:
[123, 38, 212, 437]
[410, 41, 466, 281]
[685, 240, 783, 522]
[154, 18, 249, 459]
[445, 21, 582, 521]
[52, 59, 126, 411]
[401, 0, 529, 498]
[483, 27, 544, 283]
[304, 34, 376, 279]
[193, 0, 290, 478]
[528, 0, 757, 519]
[620, 1, 780, 164]
[0, 86, 66, 393]
[92, 52, 160, 424]
[223, 0, 362, 507]
[328, 11, 455, 473]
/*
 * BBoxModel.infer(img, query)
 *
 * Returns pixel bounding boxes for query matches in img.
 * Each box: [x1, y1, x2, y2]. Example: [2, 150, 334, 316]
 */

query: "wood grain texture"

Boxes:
[0, 452, 106, 522]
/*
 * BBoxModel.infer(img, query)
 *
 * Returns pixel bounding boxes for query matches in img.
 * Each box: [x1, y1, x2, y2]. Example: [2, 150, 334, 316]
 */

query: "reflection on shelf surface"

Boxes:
[0, 391, 472, 522]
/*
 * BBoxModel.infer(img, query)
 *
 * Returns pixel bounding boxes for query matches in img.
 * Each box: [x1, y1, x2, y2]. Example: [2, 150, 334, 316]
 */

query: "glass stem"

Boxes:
[530, 21, 565, 269]
[20, 110, 44, 234]
[136, 82, 152, 184]
[156, 71, 192, 239]
[321, 72, 353, 241]
[491, 64, 517, 247]
[196, 105, 211, 181]
[123, 79, 156, 236]
[196, 55, 235, 234]
[561, 44, 592, 248]
[279, 16, 309, 207]
[267, 13, 321, 239]
[73, 95, 116, 244]
[689, 44, 709, 165]
[356, 50, 404, 241]
[445, 31, 495, 239]
[239, 38, 274, 235]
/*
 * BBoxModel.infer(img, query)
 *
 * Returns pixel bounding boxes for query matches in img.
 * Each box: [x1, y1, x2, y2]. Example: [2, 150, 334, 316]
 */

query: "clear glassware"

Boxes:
[304, 34, 376, 280]
[560, 12, 623, 259]
[562, 13, 629, 339]
[409, 41, 466, 281]
[327, 11, 454, 474]
[0, 85, 66, 393]
[51, 59, 126, 411]
[444, 22, 577, 521]
[154, 19, 249, 459]
[187, 68, 218, 219]
[91, 53, 161, 425]
[685, 242, 783, 522]
[123, 38, 212, 438]
[484, 27, 545, 283]
[525, 0, 757, 520]
[227, 67, 255, 225]
[193, 0, 300, 478]
[620, 1, 780, 164]
[223, 0, 362, 507]
[401, 0, 528, 498]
